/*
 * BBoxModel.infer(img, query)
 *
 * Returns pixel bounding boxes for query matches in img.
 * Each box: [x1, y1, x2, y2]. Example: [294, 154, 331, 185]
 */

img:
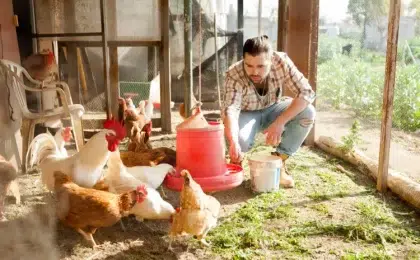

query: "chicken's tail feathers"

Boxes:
[26, 133, 60, 169]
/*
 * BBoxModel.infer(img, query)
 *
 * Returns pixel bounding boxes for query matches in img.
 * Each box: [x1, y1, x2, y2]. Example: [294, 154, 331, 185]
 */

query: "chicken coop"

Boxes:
[0, 0, 420, 259]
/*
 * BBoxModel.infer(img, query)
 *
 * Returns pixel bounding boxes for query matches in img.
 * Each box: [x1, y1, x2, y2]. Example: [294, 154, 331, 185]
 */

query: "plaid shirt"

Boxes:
[221, 51, 316, 119]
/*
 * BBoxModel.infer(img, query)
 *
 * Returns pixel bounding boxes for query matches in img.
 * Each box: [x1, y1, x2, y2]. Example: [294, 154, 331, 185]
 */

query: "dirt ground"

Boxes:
[315, 108, 420, 182]
[1, 108, 419, 259]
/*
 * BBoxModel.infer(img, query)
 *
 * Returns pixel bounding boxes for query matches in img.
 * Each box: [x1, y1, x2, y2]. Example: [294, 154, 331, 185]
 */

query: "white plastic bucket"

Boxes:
[248, 153, 283, 192]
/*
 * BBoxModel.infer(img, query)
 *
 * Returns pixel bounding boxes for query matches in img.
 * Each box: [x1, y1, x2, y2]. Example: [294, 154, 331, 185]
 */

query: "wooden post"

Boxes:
[184, 0, 193, 118]
[160, 0, 172, 133]
[277, 0, 288, 52]
[237, 0, 244, 60]
[285, 0, 318, 146]
[108, 0, 119, 119]
[285, 0, 312, 97]
[377, 0, 401, 192]
[306, 0, 319, 146]
[99, 0, 111, 119]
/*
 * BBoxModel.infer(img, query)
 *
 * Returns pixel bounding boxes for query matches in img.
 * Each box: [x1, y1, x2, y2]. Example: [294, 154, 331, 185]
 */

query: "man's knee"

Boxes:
[298, 104, 316, 127]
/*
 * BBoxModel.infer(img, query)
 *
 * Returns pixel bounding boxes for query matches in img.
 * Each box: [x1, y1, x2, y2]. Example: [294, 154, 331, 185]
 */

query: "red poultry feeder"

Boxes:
[164, 121, 244, 192]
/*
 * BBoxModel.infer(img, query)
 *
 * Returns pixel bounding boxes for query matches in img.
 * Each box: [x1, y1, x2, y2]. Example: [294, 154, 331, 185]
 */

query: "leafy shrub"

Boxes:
[317, 55, 420, 132]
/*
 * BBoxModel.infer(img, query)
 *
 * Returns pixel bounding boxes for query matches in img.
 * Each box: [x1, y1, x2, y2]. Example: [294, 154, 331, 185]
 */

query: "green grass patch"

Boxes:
[199, 147, 420, 259]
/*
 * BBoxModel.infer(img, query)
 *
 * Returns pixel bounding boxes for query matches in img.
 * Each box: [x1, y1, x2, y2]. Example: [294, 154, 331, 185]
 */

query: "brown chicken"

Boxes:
[0, 155, 20, 221]
[176, 106, 209, 130]
[168, 170, 221, 248]
[118, 97, 149, 141]
[53, 171, 147, 247]
[179, 98, 202, 120]
[121, 122, 176, 167]
[22, 49, 58, 82]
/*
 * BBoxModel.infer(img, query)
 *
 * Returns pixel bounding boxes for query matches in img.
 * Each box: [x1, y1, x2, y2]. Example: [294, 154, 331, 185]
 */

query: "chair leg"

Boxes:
[71, 117, 84, 151]
[20, 119, 31, 173]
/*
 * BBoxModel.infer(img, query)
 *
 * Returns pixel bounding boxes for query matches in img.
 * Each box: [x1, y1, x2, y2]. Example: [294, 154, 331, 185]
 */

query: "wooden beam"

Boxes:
[237, 0, 244, 60]
[285, 0, 312, 98]
[108, 0, 119, 119]
[277, 0, 288, 52]
[378, 0, 401, 192]
[160, 0, 172, 133]
[99, 0, 111, 118]
[66, 44, 80, 104]
[58, 40, 161, 48]
[184, 0, 193, 118]
[306, 0, 320, 146]
[80, 48, 99, 96]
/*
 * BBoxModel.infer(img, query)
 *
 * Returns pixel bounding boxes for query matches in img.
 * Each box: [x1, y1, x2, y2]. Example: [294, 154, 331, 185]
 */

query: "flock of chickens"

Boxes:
[0, 93, 221, 250]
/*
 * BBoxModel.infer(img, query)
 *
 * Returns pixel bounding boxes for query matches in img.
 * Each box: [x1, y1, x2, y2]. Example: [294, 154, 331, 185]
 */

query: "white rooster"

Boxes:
[27, 119, 126, 191]
[105, 149, 175, 221]
[53, 127, 72, 156]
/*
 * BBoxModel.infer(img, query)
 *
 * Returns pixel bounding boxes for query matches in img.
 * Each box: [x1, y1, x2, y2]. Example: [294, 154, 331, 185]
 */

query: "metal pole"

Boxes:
[258, 0, 262, 36]
[184, 0, 193, 117]
[377, 0, 401, 192]
[237, 0, 244, 60]
[100, 0, 111, 119]
[29, 0, 38, 52]
[214, 13, 221, 109]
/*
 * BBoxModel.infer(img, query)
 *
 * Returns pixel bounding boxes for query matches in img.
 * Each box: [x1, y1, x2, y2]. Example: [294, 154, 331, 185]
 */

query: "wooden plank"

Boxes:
[57, 40, 161, 48]
[107, 0, 119, 119]
[277, 0, 288, 52]
[80, 47, 99, 96]
[109, 47, 119, 118]
[237, 0, 244, 60]
[183, 0, 193, 118]
[378, 0, 401, 192]
[160, 0, 172, 133]
[285, 0, 312, 98]
[66, 44, 80, 104]
[306, 0, 319, 146]
[99, 0, 111, 118]
[76, 48, 89, 102]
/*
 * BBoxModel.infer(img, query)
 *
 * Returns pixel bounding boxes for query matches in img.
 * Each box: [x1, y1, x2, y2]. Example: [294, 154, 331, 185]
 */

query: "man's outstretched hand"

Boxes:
[263, 121, 285, 146]
[229, 141, 243, 165]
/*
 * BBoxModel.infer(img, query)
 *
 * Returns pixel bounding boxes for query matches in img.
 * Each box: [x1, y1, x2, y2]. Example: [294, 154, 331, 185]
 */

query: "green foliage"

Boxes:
[317, 37, 420, 132]
[340, 120, 363, 153]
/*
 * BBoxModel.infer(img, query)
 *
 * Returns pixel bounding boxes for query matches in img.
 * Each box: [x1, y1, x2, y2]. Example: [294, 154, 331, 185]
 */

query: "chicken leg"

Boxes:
[76, 228, 97, 248]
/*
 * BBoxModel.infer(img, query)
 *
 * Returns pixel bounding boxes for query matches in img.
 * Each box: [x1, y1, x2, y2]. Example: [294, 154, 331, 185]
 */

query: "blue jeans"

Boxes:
[237, 98, 316, 156]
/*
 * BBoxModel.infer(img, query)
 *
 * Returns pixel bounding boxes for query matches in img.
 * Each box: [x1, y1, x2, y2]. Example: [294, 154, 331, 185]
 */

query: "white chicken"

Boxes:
[27, 119, 126, 191]
[52, 126, 72, 157]
[144, 99, 154, 122]
[105, 149, 175, 221]
[126, 97, 138, 114]
[108, 149, 174, 190]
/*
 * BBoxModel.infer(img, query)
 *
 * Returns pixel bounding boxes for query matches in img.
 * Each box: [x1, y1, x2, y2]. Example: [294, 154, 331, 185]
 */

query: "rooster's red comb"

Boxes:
[141, 121, 152, 135]
[103, 118, 125, 140]
[63, 127, 71, 134]
[136, 184, 148, 196]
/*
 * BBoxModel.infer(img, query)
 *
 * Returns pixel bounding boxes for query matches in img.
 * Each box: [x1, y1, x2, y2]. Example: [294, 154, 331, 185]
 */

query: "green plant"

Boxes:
[340, 120, 363, 153]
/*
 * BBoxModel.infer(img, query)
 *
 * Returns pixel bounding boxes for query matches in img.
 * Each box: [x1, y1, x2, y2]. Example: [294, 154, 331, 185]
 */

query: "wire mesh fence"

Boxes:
[316, 0, 420, 184]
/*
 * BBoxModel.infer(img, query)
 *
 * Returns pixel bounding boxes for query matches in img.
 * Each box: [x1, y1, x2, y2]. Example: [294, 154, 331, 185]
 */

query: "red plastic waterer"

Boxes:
[164, 121, 244, 192]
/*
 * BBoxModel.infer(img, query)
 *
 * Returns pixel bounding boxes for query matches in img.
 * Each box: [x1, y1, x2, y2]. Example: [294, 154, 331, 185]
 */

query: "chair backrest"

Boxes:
[0, 60, 32, 117]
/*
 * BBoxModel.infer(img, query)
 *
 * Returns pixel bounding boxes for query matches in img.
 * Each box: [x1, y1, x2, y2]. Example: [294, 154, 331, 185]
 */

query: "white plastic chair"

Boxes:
[0, 59, 85, 172]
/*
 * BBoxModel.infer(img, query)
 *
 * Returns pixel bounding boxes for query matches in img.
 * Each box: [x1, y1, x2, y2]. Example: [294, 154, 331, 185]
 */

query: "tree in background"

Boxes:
[409, 0, 420, 35]
[347, 0, 389, 51]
